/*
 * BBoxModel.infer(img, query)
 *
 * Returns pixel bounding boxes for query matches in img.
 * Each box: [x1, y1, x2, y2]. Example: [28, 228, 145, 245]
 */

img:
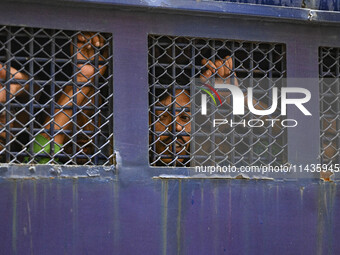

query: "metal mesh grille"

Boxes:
[148, 35, 287, 167]
[319, 47, 340, 165]
[0, 26, 113, 165]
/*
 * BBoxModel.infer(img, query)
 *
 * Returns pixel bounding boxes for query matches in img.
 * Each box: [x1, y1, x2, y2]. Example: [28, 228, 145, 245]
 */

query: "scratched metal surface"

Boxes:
[0, 1, 339, 255]
[0, 178, 339, 254]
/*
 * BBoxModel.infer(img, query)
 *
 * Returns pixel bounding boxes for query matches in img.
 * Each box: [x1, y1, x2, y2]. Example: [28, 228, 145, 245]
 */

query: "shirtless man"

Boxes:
[0, 32, 108, 164]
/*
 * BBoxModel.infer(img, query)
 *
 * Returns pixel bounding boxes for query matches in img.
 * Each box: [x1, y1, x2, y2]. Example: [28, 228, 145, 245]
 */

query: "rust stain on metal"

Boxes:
[320, 171, 333, 182]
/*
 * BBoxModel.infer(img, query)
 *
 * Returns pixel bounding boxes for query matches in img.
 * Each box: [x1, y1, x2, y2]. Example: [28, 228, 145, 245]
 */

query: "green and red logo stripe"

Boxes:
[199, 84, 222, 106]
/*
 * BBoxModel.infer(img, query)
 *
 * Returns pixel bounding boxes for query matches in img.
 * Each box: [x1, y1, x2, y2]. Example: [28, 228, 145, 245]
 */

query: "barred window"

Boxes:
[319, 47, 340, 165]
[148, 35, 287, 167]
[0, 26, 113, 165]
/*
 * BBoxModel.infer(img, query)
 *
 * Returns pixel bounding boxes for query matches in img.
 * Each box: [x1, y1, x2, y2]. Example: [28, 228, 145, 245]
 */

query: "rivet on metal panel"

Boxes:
[28, 166, 36, 173]
[104, 165, 115, 172]
[49, 166, 62, 176]
[86, 169, 100, 177]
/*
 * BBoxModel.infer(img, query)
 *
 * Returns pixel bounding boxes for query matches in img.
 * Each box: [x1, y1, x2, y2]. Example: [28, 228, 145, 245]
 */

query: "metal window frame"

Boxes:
[148, 35, 288, 168]
[319, 46, 340, 166]
[0, 1, 339, 180]
[0, 27, 114, 166]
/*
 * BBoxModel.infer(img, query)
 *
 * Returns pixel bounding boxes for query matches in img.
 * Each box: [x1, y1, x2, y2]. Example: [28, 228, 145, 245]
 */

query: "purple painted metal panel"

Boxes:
[0, 2, 338, 255]
[1, 179, 339, 254]
[8, 0, 340, 23]
[18, 0, 340, 12]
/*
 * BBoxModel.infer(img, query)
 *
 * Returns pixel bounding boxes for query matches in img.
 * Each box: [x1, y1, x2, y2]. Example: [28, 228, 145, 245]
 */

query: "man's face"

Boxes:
[151, 90, 191, 165]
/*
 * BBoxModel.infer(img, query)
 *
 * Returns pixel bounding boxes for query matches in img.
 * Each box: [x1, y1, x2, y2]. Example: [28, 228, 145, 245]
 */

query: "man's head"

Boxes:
[150, 89, 191, 166]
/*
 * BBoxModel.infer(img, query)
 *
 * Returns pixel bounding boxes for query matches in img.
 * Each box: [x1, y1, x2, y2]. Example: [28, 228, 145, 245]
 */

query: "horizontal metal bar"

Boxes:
[0, 32, 74, 39]
[153, 106, 191, 111]
[153, 41, 284, 51]
[9, 151, 110, 160]
[4, 103, 104, 111]
[30, 0, 340, 24]
[151, 131, 280, 141]
[7, 127, 110, 134]
[154, 62, 283, 75]
[0, 56, 107, 65]
[320, 113, 340, 118]
[0, 79, 108, 88]
[154, 154, 278, 161]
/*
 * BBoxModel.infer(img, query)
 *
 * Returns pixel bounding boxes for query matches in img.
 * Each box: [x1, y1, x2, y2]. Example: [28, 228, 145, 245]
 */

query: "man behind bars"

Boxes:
[0, 32, 107, 163]
[150, 57, 338, 166]
[150, 57, 236, 166]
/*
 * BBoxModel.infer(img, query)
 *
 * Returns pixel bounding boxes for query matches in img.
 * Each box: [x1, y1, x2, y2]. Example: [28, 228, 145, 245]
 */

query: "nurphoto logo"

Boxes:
[199, 82, 312, 128]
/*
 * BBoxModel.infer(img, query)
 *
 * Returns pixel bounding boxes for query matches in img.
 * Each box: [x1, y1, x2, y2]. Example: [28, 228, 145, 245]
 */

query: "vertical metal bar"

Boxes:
[283, 45, 287, 164]
[72, 34, 78, 164]
[249, 42, 254, 166]
[108, 34, 114, 165]
[50, 30, 56, 158]
[93, 33, 100, 165]
[190, 38, 195, 167]
[267, 44, 273, 164]
[151, 36, 156, 165]
[29, 28, 34, 161]
[230, 40, 235, 166]
[210, 39, 216, 165]
[5, 27, 11, 163]
[171, 37, 176, 166]
[336, 48, 340, 163]
[319, 47, 323, 163]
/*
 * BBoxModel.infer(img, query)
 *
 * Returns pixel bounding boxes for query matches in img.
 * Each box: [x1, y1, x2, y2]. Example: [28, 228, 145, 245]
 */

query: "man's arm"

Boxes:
[41, 32, 107, 146]
[200, 57, 281, 134]
[0, 64, 29, 102]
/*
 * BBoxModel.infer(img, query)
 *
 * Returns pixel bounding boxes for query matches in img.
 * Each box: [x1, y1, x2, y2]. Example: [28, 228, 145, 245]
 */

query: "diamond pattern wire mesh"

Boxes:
[319, 47, 340, 165]
[148, 35, 287, 167]
[0, 26, 113, 165]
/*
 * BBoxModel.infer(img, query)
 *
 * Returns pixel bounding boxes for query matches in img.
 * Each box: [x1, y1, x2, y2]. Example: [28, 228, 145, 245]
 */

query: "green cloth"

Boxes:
[33, 134, 61, 154]
[28, 134, 62, 164]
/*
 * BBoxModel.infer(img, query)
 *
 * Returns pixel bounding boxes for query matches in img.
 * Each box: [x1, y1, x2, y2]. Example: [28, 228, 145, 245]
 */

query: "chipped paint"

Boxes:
[300, 186, 305, 200]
